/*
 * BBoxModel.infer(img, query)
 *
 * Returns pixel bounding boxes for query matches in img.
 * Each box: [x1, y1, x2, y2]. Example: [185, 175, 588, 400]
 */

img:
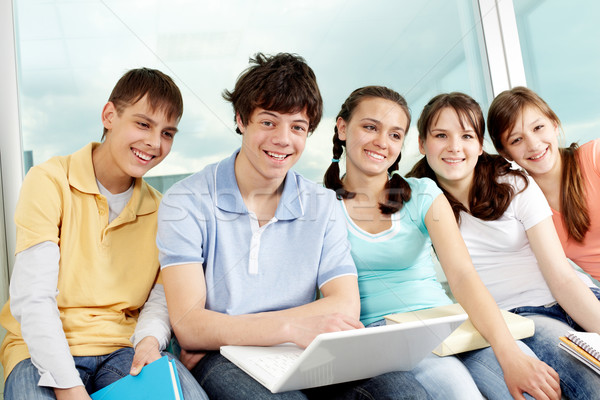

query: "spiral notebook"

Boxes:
[558, 331, 600, 376]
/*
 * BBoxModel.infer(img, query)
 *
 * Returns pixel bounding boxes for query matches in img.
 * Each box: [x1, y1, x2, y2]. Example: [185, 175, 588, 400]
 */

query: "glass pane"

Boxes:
[15, 0, 490, 191]
[514, 0, 600, 145]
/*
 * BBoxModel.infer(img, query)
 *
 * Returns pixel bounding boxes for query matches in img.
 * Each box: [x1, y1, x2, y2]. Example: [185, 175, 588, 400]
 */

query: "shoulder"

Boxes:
[578, 139, 600, 171]
[21, 154, 72, 192]
[295, 172, 334, 195]
[164, 162, 217, 197]
[404, 176, 442, 197]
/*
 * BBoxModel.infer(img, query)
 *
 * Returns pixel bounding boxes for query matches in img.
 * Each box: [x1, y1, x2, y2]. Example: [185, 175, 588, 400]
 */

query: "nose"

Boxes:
[447, 136, 460, 152]
[524, 134, 540, 151]
[145, 129, 161, 149]
[372, 133, 388, 149]
[272, 125, 291, 146]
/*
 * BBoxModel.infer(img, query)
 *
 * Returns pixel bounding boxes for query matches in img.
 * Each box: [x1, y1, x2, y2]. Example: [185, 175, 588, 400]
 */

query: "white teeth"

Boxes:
[365, 150, 384, 160]
[530, 149, 547, 160]
[267, 151, 287, 160]
[444, 159, 463, 164]
[132, 148, 152, 161]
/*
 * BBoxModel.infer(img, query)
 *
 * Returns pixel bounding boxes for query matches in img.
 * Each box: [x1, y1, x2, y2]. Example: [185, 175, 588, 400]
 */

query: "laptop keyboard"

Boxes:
[251, 351, 301, 377]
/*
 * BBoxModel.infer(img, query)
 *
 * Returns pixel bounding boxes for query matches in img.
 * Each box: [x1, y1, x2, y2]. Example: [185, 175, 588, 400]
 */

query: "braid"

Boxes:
[323, 130, 355, 199]
[380, 155, 411, 214]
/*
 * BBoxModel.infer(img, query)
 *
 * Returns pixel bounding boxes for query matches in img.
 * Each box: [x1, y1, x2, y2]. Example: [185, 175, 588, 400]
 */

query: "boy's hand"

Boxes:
[130, 336, 161, 376]
[289, 313, 363, 348]
[54, 386, 91, 400]
[180, 348, 207, 370]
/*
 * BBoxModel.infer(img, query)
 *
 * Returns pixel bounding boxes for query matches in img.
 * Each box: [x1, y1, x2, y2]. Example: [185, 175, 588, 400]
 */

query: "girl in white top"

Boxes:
[409, 91, 600, 399]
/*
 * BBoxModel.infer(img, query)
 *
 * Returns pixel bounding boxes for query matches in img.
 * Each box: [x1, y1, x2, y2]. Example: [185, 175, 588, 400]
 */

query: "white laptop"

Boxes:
[220, 313, 468, 393]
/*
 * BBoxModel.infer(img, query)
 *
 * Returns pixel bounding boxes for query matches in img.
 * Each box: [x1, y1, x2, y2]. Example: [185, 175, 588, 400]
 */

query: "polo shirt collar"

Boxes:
[215, 149, 304, 220]
[68, 142, 157, 217]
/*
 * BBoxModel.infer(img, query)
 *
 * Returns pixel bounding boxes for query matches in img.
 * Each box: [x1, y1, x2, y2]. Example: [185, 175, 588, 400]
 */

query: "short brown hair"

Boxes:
[223, 52, 323, 134]
[102, 67, 183, 139]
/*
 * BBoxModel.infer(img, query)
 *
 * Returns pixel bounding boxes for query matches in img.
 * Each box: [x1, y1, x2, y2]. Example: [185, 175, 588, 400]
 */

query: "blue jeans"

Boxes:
[192, 351, 431, 399]
[507, 286, 600, 400]
[4, 348, 208, 400]
[458, 341, 537, 400]
[367, 319, 484, 400]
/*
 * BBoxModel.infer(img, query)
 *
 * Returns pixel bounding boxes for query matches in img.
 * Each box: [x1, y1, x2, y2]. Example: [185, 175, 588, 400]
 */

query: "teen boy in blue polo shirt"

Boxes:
[157, 53, 430, 399]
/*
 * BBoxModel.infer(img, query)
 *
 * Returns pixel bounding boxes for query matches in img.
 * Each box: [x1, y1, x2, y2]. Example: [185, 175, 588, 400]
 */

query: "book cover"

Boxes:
[384, 303, 535, 356]
[558, 336, 600, 376]
[90, 356, 183, 400]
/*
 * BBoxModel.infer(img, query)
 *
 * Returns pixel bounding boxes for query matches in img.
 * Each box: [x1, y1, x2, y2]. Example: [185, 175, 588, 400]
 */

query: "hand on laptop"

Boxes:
[289, 313, 363, 348]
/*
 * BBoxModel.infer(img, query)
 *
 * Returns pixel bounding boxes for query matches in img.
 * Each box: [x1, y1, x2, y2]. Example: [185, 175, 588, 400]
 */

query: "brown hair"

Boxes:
[103, 67, 183, 139]
[487, 86, 589, 242]
[223, 52, 323, 134]
[407, 92, 528, 222]
[323, 86, 411, 214]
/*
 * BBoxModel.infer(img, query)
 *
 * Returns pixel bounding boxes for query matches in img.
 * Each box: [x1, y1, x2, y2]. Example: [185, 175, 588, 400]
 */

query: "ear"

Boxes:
[418, 137, 426, 155]
[336, 117, 347, 140]
[235, 113, 245, 134]
[101, 102, 117, 131]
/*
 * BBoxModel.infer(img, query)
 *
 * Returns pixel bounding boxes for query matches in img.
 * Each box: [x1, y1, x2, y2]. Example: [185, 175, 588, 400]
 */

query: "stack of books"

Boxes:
[559, 331, 600, 375]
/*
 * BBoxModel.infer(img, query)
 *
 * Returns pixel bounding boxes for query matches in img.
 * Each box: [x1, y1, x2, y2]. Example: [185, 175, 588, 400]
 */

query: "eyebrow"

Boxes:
[360, 117, 405, 132]
[133, 113, 179, 133]
[507, 117, 543, 140]
[258, 110, 309, 126]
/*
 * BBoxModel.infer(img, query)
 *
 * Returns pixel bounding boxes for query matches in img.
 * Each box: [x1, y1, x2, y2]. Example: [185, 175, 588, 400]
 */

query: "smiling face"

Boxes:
[500, 105, 560, 178]
[338, 97, 408, 179]
[419, 107, 482, 190]
[97, 94, 179, 191]
[235, 107, 309, 187]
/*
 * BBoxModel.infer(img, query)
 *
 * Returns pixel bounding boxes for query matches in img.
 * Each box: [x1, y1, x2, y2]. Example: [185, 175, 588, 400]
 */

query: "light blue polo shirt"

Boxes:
[157, 149, 357, 315]
[339, 177, 452, 326]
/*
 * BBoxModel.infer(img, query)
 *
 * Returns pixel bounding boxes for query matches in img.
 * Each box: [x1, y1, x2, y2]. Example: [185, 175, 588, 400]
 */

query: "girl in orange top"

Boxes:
[488, 86, 600, 281]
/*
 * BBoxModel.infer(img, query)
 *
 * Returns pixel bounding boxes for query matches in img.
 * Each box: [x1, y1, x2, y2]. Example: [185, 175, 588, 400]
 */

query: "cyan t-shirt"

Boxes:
[339, 177, 452, 325]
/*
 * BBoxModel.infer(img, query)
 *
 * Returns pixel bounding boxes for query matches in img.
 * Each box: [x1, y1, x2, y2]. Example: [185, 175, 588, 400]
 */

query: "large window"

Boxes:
[15, 0, 490, 191]
[514, 0, 600, 146]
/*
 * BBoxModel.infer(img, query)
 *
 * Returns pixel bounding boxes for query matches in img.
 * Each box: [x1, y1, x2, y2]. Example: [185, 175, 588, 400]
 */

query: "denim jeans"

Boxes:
[192, 351, 432, 399]
[506, 286, 600, 400]
[458, 341, 537, 400]
[366, 319, 485, 400]
[4, 348, 208, 400]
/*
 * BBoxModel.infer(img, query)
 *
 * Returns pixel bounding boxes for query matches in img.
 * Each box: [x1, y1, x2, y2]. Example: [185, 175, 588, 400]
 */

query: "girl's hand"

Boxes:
[502, 353, 561, 400]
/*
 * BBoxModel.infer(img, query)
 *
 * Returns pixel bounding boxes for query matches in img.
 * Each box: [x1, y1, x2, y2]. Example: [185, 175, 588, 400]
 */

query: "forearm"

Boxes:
[449, 269, 521, 363]
[173, 308, 293, 350]
[548, 272, 600, 333]
[131, 284, 171, 350]
[174, 277, 361, 351]
[11, 242, 83, 388]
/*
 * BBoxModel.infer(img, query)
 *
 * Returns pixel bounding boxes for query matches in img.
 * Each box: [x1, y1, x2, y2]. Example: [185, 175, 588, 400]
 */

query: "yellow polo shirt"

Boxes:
[0, 143, 162, 380]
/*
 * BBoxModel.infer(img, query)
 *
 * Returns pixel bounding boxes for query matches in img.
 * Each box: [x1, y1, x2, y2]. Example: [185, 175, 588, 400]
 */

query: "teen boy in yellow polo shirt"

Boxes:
[0, 68, 207, 400]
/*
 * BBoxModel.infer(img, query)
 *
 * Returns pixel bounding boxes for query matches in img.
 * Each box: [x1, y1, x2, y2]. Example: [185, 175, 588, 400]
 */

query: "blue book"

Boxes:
[91, 356, 183, 400]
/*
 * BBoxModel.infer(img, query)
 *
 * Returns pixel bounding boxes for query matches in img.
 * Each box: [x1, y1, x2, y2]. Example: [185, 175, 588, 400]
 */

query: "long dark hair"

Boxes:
[407, 92, 528, 222]
[323, 86, 411, 214]
[487, 86, 589, 242]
